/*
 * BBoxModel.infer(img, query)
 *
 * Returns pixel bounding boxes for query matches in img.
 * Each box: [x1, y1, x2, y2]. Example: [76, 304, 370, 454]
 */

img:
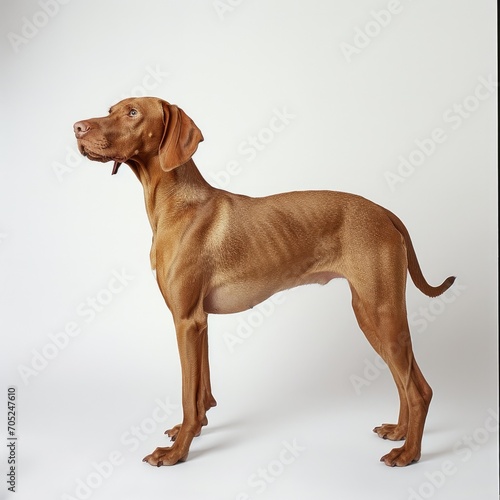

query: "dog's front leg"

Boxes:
[164, 326, 217, 442]
[143, 314, 209, 466]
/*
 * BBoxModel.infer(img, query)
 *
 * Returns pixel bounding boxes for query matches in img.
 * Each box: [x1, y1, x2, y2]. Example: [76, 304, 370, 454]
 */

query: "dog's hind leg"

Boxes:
[350, 286, 410, 441]
[349, 272, 432, 466]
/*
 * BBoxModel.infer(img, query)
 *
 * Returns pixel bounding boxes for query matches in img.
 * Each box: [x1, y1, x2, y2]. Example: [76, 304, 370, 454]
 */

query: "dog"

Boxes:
[74, 97, 455, 467]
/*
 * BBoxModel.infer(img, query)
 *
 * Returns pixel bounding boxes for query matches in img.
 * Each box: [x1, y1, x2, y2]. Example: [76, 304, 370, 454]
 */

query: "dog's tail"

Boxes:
[385, 209, 456, 298]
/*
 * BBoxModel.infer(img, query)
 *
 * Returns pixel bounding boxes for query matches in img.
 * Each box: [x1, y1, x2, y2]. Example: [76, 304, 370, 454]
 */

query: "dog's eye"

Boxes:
[128, 109, 138, 117]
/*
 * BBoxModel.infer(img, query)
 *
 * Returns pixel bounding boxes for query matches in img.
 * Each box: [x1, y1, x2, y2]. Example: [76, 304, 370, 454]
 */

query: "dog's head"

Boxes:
[73, 97, 204, 174]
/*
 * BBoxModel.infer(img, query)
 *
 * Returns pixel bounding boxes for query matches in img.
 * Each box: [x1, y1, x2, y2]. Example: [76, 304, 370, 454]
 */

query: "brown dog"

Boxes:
[74, 97, 454, 467]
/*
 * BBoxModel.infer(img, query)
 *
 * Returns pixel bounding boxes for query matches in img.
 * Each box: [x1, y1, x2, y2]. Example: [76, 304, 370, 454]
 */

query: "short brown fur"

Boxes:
[74, 97, 455, 467]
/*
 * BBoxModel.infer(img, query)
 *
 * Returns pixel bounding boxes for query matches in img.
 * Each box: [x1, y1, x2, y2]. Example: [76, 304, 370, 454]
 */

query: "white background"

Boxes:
[0, 1, 498, 499]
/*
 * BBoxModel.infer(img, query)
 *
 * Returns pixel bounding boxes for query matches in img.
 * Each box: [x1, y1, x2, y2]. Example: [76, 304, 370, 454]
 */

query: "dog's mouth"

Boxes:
[79, 145, 125, 175]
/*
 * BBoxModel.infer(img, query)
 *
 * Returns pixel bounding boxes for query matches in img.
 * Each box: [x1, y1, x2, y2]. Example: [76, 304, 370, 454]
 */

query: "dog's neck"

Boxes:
[127, 157, 213, 234]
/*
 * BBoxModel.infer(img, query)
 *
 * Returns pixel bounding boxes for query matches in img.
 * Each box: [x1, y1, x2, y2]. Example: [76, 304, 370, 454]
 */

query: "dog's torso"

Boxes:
[146, 174, 401, 315]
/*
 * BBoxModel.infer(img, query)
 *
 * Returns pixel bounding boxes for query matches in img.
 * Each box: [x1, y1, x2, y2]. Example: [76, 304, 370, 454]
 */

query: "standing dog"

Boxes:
[74, 97, 454, 467]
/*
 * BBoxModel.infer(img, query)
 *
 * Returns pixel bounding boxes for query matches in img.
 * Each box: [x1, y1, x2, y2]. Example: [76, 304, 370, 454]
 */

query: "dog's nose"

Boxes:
[73, 121, 91, 138]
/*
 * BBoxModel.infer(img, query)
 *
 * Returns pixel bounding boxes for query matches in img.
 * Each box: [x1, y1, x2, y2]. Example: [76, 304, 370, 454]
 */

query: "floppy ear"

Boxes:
[158, 100, 204, 171]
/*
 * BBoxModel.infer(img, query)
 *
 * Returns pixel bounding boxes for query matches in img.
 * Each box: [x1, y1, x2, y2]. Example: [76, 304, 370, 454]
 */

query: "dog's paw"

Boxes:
[165, 424, 182, 441]
[373, 423, 407, 441]
[380, 445, 421, 467]
[165, 416, 208, 441]
[142, 446, 188, 467]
